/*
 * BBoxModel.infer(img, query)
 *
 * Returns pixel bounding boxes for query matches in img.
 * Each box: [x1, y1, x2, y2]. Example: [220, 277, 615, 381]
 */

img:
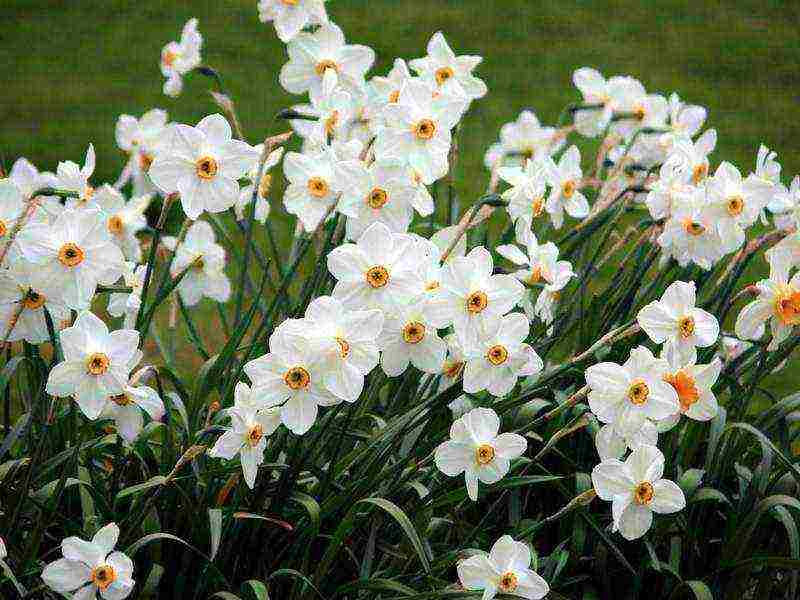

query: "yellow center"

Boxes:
[315, 59, 339, 76]
[634, 481, 654, 505]
[195, 156, 218, 180]
[365, 265, 390, 288]
[281, 0, 299, 4]
[633, 105, 646, 121]
[475, 443, 495, 465]
[466, 291, 488, 314]
[498, 572, 518, 593]
[308, 177, 329, 198]
[678, 315, 695, 339]
[413, 119, 437, 140]
[108, 215, 124, 234]
[23, 290, 46, 310]
[775, 285, 800, 326]
[727, 196, 744, 217]
[57, 243, 85, 267]
[443, 360, 464, 380]
[284, 366, 310, 390]
[527, 265, 543, 285]
[628, 380, 649, 405]
[139, 152, 154, 171]
[486, 344, 509, 366]
[663, 370, 700, 413]
[111, 393, 132, 406]
[367, 188, 389, 209]
[247, 423, 264, 447]
[562, 180, 576, 199]
[531, 196, 544, 217]
[691, 163, 708, 185]
[258, 174, 273, 199]
[162, 49, 178, 68]
[324, 110, 339, 136]
[682, 218, 706, 237]
[0, 221, 6, 237]
[86, 353, 110, 376]
[402, 322, 426, 344]
[388, 89, 400, 103]
[90, 565, 116, 591]
[335, 337, 350, 358]
[522, 147, 535, 160]
[435, 66, 455, 86]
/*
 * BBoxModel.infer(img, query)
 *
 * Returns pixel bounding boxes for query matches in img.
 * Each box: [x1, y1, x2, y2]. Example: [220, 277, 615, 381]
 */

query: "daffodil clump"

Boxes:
[1, 3, 799, 600]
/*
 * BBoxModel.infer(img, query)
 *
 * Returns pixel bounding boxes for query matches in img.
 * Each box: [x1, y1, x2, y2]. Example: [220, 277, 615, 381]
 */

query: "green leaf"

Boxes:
[209, 508, 223, 561]
[668, 580, 714, 600]
[115, 475, 167, 502]
[336, 578, 417, 596]
[269, 569, 325, 600]
[289, 492, 320, 535]
[241, 580, 270, 600]
[689, 488, 730, 507]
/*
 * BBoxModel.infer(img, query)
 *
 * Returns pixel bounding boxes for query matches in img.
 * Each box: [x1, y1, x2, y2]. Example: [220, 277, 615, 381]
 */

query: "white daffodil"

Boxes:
[658, 186, 726, 270]
[336, 160, 417, 240]
[645, 161, 694, 221]
[46, 312, 140, 420]
[706, 161, 770, 253]
[367, 59, 415, 134]
[663, 131, 717, 186]
[637, 280, 719, 365]
[660, 356, 721, 423]
[751, 144, 782, 221]
[295, 295, 383, 402]
[0, 263, 70, 344]
[279, 23, 374, 97]
[86, 185, 150, 262]
[435, 407, 526, 501]
[768, 175, 799, 231]
[440, 332, 468, 390]
[42, 523, 135, 600]
[257, 0, 328, 42]
[166, 220, 231, 307]
[282, 147, 342, 232]
[107, 263, 146, 328]
[235, 145, 285, 223]
[208, 382, 281, 487]
[16, 208, 125, 310]
[497, 220, 575, 290]
[289, 68, 355, 146]
[485, 110, 564, 170]
[543, 145, 590, 229]
[378, 303, 447, 377]
[595, 420, 659, 461]
[409, 31, 486, 101]
[427, 246, 524, 344]
[101, 374, 165, 443]
[244, 322, 338, 434]
[457, 535, 549, 600]
[160, 18, 202, 97]
[498, 158, 549, 225]
[735, 247, 800, 350]
[8, 157, 59, 199]
[592, 444, 686, 540]
[149, 114, 256, 219]
[115, 109, 169, 195]
[607, 77, 668, 142]
[375, 79, 467, 184]
[57, 144, 96, 206]
[658, 93, 707, 152]
[328, 222, 425, 311]
[585, 346, 679, 437]
[462, 313, 543, 397]
[571, 67, 614, 138]
[0, 180, 28, 250]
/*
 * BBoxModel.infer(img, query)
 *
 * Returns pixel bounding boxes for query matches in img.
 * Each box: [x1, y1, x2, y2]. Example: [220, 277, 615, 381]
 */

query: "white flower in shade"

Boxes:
[595, 420, 659, 461]
[663, 130, 717, 186]
[571, 68, 614, 138]
[484, 110, 564, 170]
[409, 31, 487, 101]
[440, 333, 467, 390]
[107, 263, 146, 328]
[149, 114, 257, 220]
[0, 537, 5, 559]
[751, 144, 782, 220]
[115, 109, 169, 195]
[235, 145, 285, 223]
[378, 303, 447, 376]
[435, 407, 526, 501]
[327, 222, 425, 311]
[645, 161, 694, 221]
[57, 144, 96, 206]
[462, 313, 543, 397]
[87, 186, 150, 262]
[8, 157, 59, 199]
[0, 180, 27, 247]
[367, 59, 415, 133]
[295, 295, 383, 402]
[16, 208, 125, 310]
[282, 147, 341, 232]
[637, 280, 719, 365]
[160, 18, 202, 97]
[592, 444, 686, 540]
[289, 69, 355, 145]
[719, 335, 752, 362]
[427, 246, 524, 344]
[658, 187, 725, 270]
[499, 158, 548, 225]
[585, 346, 679, 437]
[336, 159, 418, 240]
[101, 374, 165, 443]
[46, 312, 140, 420]
[375, 79, 467, 184]
[41, 523, 135, 600]
[0, 263, 70, 344]
[279, 23, 374, 97]
[607, 77, 668, 141]
[706, 161, 770, 253]
[543, 145, 590, 229]
[769, 175, 799, 231]
[735, 247, 800, 350]
[208, 382, 280, 487]
[660, 356, 721, 423]
[244, 322, 338, 434]
[166, 220, 231, 307]
[257, 0, 328, 42]
[497, 220, 575, 290]
[658, 93, 707, 152]
[457, 535, 549, 600]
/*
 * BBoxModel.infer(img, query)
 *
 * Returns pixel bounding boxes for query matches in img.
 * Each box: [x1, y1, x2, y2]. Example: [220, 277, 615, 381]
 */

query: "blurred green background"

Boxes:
[3, 0, 800, 395]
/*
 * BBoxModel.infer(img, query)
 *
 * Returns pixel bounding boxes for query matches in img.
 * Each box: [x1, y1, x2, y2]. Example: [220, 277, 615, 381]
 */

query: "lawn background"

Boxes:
[3, 0, 800, 395]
